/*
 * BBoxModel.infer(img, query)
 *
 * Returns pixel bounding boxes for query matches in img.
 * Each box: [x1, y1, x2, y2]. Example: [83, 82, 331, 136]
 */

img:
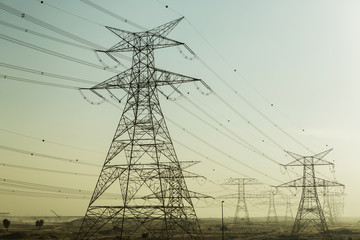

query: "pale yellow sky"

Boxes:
[0, 0, 359, 219]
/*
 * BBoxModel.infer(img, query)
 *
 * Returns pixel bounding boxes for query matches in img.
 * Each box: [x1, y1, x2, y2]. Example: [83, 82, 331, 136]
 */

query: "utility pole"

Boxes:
[221, 201, 224, 240]
[77, 17, 210, 240]
[277, 149, 344, 239]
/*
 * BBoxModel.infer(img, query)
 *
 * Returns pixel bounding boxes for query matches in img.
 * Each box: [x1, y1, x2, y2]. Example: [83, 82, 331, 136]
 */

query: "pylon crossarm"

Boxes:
[149, 35, 184, 50]
[284, 157, 334, 167]
[155, 68, 201, 85]
[105, 26, 133, 41]
[104, 17, 185, 53]
[178, 161, 201, 169]
[276, 177, 343, 188]
[285, 150, 304, 161]
[187, 190, 213, 199]
[218, 193, 265, 199]
[108, 162, 196, 170]
[87, 67, 206, 92]
[89, 68, 133, 90]
[181, 169, 206, 179]
[148, 17, 184, 37]
[313, 148, 333, 159]
[221, 178, 259, 185]
[276, 178, 303, 188]
[313, 178, 344, 188]
[140, 190, 213, 200]
[285, 149, 334, 166]
[217, 193, 237, 199]
[105, 34, 183, 52]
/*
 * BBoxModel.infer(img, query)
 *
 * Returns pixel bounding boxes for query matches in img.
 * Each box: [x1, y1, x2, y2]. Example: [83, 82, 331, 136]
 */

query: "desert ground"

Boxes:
[0, 217, 359, 240]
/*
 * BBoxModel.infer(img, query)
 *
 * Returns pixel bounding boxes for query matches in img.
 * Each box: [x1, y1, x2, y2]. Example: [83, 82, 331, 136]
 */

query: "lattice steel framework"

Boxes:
[283, 196, 294, 223]
[322, 190, 345, 225]
[221, 178, 261, 227]
[277, 149, 344, 238]
[266, 190, 278, 224]
[77, 17, 209, 240]
[322, 188, 335, 226]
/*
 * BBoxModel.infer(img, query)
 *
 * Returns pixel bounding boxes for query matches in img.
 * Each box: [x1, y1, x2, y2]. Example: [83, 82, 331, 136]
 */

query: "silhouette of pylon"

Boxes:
[277, 149, 344, 239]
[266, 190, 278, 224]
[283, 196, 294, 223]
[322, 188, 335, 226]
[221, 178, 262, 229]
[77, 17, 210, 240]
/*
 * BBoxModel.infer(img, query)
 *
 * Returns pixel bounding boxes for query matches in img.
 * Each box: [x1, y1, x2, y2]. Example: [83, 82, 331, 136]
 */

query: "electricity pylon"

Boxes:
[77, 17, 210, 240]
[322, 190, 345, 225]
[266, 190, 278, 224]
[221, 178, 262, 227]
[322, 188, 335, 225]
[283, 196, 294, 223]
[277, 149, 344, 239]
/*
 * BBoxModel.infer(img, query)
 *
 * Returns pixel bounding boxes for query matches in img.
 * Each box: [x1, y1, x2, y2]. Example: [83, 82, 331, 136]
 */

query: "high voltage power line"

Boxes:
[0, 144, 99, 167]
[0, 162, 96, 177]
[0, 128, 245, 197]
[0, 1, 334, 184]
[0, 19, 93, 51]
[0, 62, 98, 85]
[166, 118, 282, 183]
[0, 0, 316, 156]
[0, 178, 120, 199]
[0, 67, 288, 181]
[0, 2, 101, 50]
[0, 35, 289, 183]
[153, 0, 329, 151]
[67, 0, 333, 163]
[0, 5, 343, 232]
[0, 128, 104, 154]
[0, 1, 131, 63]
[0, 34, 119, 73]
[0, 120, 279, 185]
[2, 0, 329, 157]
[0, 123, 270, 184]
[1, 74, 80, 89]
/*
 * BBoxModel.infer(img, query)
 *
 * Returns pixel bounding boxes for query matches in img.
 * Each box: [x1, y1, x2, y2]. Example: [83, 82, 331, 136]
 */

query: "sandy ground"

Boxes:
[0, 217, 359, 239]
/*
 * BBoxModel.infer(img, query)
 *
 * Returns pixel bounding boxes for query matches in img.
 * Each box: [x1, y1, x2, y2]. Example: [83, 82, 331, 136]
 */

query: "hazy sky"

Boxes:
[0, 0, 359, 219]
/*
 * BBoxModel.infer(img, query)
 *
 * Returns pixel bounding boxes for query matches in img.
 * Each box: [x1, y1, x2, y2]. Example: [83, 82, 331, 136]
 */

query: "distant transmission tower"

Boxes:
[322, 188, 335, 225]
[221, 178, 261, 227]
[77, 17, 210, 240]
[322, 189, 345, 225]
[266, 190, 278, 224]
[283, 196, 294, 223]
[277, 149, 344, 238]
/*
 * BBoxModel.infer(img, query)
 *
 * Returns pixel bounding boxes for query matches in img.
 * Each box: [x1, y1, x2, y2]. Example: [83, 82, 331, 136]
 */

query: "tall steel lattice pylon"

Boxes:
[221, 178, 261, 227]
[266, 190, 278, 224]
[77, 17, 210, 240]
[283, 196, 294, 223]
[277, 149, 344, 239]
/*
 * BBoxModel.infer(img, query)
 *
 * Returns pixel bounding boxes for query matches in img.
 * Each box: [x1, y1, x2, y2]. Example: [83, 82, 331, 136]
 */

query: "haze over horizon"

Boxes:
[1, 0, 359, 220]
